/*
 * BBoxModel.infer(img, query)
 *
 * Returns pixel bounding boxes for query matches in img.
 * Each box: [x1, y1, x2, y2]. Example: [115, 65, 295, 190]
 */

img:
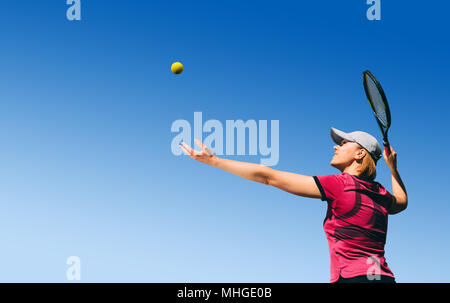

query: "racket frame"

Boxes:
[363, 70, 392, 156]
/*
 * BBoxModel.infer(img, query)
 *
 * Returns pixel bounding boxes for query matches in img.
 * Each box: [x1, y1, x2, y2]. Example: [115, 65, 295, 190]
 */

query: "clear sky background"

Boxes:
[0, 1, 449, 282]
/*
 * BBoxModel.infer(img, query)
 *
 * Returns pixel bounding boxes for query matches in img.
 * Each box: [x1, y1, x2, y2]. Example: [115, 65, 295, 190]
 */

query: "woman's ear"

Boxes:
[355, 148, 367, 161]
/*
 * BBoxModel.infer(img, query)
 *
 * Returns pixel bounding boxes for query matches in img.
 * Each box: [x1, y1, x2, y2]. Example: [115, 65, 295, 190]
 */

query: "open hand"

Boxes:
[179, 139, 216, 165]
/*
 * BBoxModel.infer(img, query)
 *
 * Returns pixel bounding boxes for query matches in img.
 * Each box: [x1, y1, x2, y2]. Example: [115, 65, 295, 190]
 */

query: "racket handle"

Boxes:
[384, 145, 391, 156]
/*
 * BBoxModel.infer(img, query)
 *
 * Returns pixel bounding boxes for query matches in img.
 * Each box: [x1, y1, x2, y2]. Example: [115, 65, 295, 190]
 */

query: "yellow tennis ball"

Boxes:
[171, 62, 184, 74]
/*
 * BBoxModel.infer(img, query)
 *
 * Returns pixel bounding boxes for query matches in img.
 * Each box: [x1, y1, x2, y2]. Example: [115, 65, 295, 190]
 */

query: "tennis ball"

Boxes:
[171, 62, 184, 75]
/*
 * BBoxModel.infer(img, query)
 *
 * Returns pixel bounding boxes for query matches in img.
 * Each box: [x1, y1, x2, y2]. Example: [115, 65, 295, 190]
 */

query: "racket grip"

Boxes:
[384, 145, 391, 156]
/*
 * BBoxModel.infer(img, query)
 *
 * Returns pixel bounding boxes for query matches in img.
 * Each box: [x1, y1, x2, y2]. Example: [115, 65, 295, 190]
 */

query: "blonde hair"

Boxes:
[356, 149, 377, 181]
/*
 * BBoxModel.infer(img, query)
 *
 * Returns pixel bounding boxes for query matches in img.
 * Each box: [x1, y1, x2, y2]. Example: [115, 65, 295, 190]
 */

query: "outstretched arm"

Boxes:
[180, 139, 322, 199]
[383, 146, 408, 214]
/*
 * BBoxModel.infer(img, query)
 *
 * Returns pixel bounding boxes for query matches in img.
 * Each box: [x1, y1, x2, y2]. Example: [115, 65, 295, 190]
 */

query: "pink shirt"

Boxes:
[313, 172, 395, 282]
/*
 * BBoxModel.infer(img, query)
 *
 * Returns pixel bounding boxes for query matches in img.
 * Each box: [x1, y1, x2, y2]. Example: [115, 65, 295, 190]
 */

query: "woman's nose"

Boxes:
[334, 145, 339, 151]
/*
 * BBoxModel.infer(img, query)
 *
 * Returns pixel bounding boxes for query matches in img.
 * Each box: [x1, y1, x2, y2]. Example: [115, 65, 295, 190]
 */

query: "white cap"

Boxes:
[330, 127, 382, 163]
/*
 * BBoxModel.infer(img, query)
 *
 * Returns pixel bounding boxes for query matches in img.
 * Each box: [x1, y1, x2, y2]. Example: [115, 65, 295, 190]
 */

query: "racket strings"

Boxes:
[365, 77, 388, 128]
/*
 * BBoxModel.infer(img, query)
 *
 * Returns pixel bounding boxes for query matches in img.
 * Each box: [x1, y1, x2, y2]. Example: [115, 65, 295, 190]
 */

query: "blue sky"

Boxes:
[0, 0, 449, 282]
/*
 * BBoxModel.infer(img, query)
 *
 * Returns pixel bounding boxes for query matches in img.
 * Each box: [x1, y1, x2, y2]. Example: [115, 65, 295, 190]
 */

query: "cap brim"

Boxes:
[330, 127, 352, 145]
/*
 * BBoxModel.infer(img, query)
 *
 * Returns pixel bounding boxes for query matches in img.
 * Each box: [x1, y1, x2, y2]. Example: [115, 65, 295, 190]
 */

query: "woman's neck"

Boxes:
[342, 162, 361, 177]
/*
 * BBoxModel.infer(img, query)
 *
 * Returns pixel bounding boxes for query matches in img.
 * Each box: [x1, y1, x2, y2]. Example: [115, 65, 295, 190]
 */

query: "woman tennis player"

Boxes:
[179, 127, 408, 283]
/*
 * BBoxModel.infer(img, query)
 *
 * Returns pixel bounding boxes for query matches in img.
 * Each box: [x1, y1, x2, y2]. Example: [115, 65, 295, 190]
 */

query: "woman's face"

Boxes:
[330, 139, 363, 171]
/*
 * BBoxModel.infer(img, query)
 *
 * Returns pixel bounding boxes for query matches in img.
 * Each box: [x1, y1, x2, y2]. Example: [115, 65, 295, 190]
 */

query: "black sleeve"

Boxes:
[313, 176, 327, 201]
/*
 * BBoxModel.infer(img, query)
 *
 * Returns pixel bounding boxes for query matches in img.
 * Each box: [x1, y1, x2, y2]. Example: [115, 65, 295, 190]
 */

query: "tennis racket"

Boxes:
[362, 70, 392, 156]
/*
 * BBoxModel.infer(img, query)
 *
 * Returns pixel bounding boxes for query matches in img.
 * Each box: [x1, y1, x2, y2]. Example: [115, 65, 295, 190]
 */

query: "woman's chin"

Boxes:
[330, 161, 343, 171]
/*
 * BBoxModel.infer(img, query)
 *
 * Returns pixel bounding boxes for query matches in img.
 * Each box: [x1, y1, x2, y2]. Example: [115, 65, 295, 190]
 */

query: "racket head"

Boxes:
[362, 70, 392, 141]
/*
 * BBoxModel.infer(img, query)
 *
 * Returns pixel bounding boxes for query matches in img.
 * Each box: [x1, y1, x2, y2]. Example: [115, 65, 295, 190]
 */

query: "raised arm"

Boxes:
[383, 146, 408, 214]
[180, 139, 322, 199]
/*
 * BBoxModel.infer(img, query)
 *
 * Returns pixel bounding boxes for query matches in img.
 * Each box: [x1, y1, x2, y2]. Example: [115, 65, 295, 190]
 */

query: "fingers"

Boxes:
[194, 138, 206, 150]
[179, 141, 207, 158]
[179, 144, 192, 156]
[388, 146, 397, 156]
[383, 146, 397, 160]
[195, 138, 213, 156]
[180, 140, 214, 158]
[203, 146, 213, 156]
[179, 142, 192, 154]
